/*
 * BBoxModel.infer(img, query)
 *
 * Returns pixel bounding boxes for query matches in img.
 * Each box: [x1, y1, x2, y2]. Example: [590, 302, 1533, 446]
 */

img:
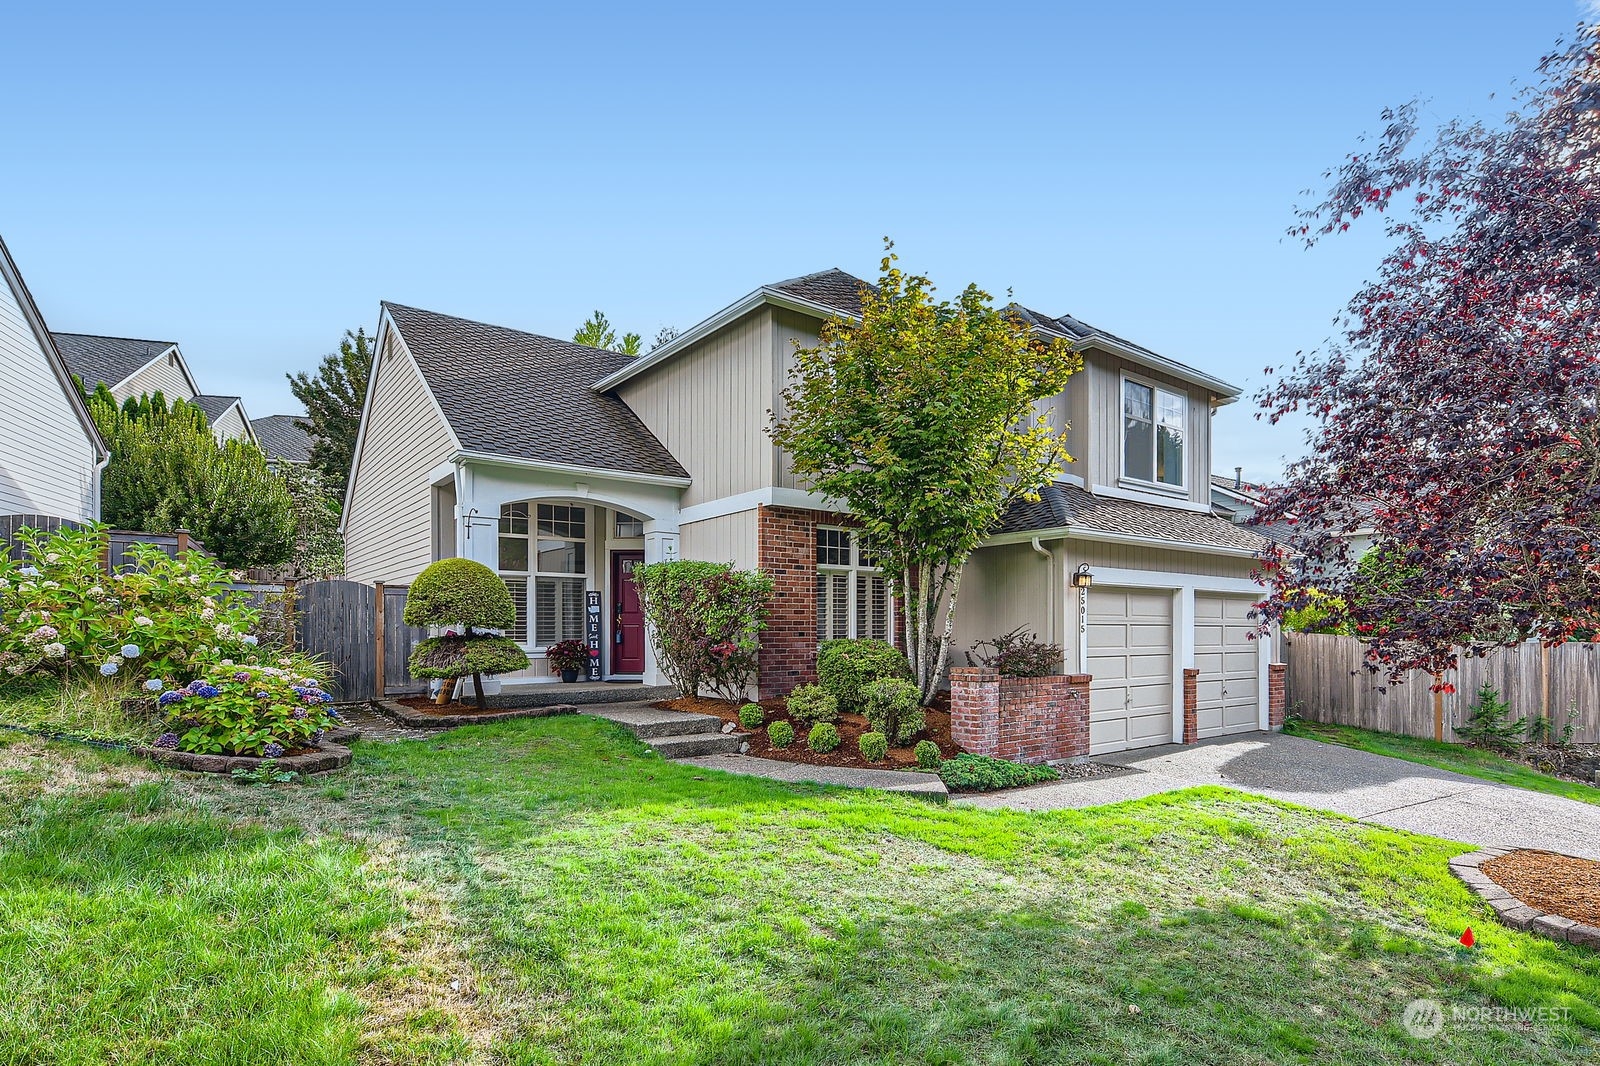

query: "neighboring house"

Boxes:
[191, 395, 258, 446]
[250, 415, 313, 469]
[51, 331, 256, 443]
[344, 268, 1273, 753]
[0, 235, 108, 522]
[1211, 469, 1270, 524]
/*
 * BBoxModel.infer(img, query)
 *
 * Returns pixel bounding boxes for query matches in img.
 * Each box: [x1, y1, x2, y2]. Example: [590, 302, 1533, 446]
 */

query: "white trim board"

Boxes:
[678, 486, 834, 525]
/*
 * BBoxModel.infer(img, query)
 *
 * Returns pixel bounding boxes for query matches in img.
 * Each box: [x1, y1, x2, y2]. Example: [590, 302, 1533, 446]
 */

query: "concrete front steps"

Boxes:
[585, 703, 747, 757]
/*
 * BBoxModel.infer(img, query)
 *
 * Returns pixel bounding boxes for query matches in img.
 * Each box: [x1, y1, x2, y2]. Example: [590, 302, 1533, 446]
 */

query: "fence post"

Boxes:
[373, 581, 386, 701]
[283, 579, 297, 649]
[175, 528, 190, 555]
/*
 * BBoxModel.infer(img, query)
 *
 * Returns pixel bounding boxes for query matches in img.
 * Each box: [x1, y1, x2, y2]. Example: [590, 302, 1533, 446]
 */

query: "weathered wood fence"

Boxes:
[1285, 633, 1600, 743]
[0, 514, 207, 567]
[291, 579, 427, 701]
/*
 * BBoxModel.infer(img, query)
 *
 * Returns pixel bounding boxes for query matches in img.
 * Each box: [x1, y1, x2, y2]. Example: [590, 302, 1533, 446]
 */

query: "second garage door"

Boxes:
[1087, 587, 1174, 754]
[1194, 593, 1261, 737]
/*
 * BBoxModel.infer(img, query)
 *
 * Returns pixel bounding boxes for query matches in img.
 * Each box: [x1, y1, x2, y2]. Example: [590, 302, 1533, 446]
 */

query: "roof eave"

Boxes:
[1075, 333, 1241, 404]
[982, 524, 1266, 559]
[453, 449, 691, 487]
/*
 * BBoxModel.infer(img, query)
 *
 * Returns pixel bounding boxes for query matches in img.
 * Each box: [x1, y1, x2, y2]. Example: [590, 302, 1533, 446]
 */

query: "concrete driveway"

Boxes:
[957, 731, 1600, 859]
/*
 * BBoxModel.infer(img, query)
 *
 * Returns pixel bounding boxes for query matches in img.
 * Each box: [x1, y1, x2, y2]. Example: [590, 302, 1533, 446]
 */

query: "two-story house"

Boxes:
[342, 268, 1271, 754]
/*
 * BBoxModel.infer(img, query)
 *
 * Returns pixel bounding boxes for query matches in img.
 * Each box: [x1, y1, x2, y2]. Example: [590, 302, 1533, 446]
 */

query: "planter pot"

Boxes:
[560, 669, 580, 683]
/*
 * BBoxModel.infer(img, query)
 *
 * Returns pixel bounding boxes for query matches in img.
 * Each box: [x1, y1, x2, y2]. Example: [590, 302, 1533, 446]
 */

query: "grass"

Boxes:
[0, 674, 155, 746]
[0, 705, 1596, 1064]
[1284, 717, 1600, 807]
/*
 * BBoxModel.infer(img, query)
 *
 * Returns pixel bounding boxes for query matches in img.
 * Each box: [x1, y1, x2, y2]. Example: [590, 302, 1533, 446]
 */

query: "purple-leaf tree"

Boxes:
[1256, 29, 1600, 683]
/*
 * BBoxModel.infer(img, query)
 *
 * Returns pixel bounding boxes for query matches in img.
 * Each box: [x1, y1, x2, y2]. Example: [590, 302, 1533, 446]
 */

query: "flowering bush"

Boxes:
[632, 560, 772, 700]
[154, 661, 338, 756]
[0, 523, 268, 683]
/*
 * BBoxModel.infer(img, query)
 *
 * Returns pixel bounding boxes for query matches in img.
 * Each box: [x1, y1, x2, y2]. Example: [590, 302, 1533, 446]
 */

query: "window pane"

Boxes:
[559, 578, 585, 641]
[1157, 423, 1185, 485]
[534, 576, 588, 646]
[856, 574, 890, 641]
[817, 527, 851, 566]
[536, 539, 585, 574]
[498, 536, 529, 572]
[499, 503, 528, 535]
[1123, 380, 1153, 423]
[503, 578, 528, 643]
[1124, 414, 1154, 481]
[614, 511, 645, 538]
[537, 503, 585, 539]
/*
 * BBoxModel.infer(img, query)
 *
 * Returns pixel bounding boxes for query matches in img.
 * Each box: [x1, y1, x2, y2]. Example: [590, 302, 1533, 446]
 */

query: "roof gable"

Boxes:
[51, 332, 179, 390]
[382, 302, 688, 480]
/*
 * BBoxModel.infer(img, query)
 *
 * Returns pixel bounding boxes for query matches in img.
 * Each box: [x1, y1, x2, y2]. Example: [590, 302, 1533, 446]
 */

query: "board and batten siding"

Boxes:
[680, 509, 758, 570]
[115, 351, 195, 404]
[343, 330, 458, 584]
[617, 307, 773, 508]
[1069, 540, 1258, 582]
[0, 273, 99, 522]
[952, 540, 1064, 666]
[1081, 348, 1213, 510]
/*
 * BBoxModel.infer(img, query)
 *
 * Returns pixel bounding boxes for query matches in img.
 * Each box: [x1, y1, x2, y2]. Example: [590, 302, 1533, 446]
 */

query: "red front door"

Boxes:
[612, 551, 646, 674]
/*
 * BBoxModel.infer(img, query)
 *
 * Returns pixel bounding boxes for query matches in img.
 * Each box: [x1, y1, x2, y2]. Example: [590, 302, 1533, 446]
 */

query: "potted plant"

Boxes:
[546, 639, 590, 683]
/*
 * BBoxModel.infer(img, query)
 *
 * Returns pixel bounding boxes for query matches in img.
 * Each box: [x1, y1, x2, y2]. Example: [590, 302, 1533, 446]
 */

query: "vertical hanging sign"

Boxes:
[585, 590, 603, 680]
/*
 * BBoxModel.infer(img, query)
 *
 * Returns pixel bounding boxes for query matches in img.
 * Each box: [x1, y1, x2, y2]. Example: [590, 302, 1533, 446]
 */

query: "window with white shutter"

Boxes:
[816, 528, 893, 644]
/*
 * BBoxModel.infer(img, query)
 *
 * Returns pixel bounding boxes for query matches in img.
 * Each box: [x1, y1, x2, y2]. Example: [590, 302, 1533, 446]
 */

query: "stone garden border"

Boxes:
[1449, 847, 1600, 949]
[137, 739, 353, 776]
[373, 699, 577, 729]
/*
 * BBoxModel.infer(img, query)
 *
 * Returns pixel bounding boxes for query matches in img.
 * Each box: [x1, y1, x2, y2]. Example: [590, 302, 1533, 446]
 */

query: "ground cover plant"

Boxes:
[2, 697, 1598, 1064]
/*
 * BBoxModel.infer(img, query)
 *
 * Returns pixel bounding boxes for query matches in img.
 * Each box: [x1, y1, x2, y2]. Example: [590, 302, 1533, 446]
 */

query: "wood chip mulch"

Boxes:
[1483, 849, 1600, 927]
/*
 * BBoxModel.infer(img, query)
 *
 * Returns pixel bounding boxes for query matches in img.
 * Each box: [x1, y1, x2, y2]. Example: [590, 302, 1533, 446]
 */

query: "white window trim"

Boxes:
[816, 527, 895, 644]
[499, 503, 590, 652]
[1119, 373, 1188, 491]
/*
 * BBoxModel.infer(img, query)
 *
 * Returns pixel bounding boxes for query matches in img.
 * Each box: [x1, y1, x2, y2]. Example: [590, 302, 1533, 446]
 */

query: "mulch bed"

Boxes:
[1483, 849, 1600, 928]
[654, 696, 962, 772]
[1522, 743, 1600, 787]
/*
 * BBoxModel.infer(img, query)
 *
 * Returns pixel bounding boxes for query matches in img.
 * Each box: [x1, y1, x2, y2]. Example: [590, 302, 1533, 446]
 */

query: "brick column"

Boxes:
[1268, 662, 1287, 729]
[949, 667, 1000, 755]
[1182, 667, 1199, 744]
[756, 506, 819, 697]
[1062, 673, 1092, 759]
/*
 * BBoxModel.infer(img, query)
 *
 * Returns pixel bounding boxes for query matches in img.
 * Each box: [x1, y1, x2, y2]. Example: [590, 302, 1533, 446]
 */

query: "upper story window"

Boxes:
[816, 527, 892, 643]
[1122, 379, 1186, 488]
[499, 503, 587, 648]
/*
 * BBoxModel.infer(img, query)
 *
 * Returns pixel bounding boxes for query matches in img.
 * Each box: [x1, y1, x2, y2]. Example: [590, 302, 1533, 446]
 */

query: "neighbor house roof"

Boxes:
[595, 267, 1240, 400]
[250, 415, 313, 464]
[51, 332, 178, 389]
[191, 394, 243, 423]
[998, 483, 1269, 555]
[383, 302, 689, 480]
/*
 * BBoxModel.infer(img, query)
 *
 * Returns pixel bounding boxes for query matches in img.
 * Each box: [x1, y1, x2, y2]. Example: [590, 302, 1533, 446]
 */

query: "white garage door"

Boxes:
[1194, 593, 1261, 738]
[1087, 587, 1174, 754]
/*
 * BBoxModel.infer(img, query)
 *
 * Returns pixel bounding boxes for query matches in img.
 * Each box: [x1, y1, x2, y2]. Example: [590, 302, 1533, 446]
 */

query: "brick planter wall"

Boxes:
[1182, 667, 1199, 744]
[1269, 662, 1287, 728]
[949, 667, 1092, 764]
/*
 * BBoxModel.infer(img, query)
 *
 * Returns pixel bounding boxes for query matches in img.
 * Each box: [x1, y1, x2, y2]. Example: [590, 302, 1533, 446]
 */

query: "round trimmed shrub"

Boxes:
[786, 683, 838, 724]
[408, 635, 530, 679]
[862, 677, 925, 745]
[739, 703, 765, 729]
[807, 722, 840, 753]
[858, 731, 889, 763]
[816, 638, 912, 713]
[913, 739, 942, 770]
[404, 558, 517, 631]
[768, 721, 795, 748]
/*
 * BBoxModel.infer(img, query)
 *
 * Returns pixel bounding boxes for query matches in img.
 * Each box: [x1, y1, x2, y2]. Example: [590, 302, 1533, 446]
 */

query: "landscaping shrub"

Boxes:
[1456, 684, 1527, 754]
[966, 626, 1063, 677]
[405, 558, 529, 710]
[816, 638, 911, 713]
[739, 703, 764, 729]
[858, 731, 888, 762]
[0, 522, 272, 684]
[807, 722, 841, 753]
[153, 661, 339, 757]
[633, 560, 772, 700]
[937, 753, 1061, 791]
[914, 739, 942, 770]
[786, 683, 838, 724]
[862, 677, 925, 745]
[768, 721, 795, 748]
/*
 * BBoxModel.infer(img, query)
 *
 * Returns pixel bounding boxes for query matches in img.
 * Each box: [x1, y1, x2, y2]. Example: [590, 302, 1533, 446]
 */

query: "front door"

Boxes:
[612, 551, 646, 674]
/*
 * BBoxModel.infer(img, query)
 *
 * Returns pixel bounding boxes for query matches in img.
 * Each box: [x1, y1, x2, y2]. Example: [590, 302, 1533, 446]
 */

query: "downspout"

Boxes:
[1031, 537, 1056, 647]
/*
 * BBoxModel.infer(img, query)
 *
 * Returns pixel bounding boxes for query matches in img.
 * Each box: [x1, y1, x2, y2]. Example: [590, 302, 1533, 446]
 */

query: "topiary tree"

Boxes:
[404, 558, 529, 710]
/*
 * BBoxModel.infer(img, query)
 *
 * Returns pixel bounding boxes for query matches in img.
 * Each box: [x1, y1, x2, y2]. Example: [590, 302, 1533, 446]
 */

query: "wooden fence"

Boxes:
[291, 579, 426, 701]
[1285, 632, 1600, 743]
[0, 513, 209, 568]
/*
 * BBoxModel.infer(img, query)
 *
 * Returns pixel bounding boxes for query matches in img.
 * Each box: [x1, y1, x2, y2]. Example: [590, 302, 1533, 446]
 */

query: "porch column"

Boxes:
[639, 530, 680, 687]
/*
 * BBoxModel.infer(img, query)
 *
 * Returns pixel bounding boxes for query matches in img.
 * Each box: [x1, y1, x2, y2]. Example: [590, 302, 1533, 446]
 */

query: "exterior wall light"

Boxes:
[1071, 564, 1094, 589]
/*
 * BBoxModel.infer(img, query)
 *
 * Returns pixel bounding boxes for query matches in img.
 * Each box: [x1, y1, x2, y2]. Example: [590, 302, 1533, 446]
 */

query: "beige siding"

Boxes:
[952, 540, 1064, 667]
[1081, 348, 1213, 508]
[617, 308, 772, 507]
[1068, 539, 1258, 582]
[115, 351, 195, 404]
[0, 274, 99, 521]
[209, 404, 252, 443]
[343, 329, 458, 583]
[771, 309, 821, 492]
[680, 508, 758, 570]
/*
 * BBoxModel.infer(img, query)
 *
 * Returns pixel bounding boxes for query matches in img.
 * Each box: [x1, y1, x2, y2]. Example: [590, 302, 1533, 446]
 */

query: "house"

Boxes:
[51, 331, 256, 444]
[250, 415, 313, 469]
[344, 268, 1275, 753]
[1211, 469, 1270, 524]
[0, 235, 108, 523]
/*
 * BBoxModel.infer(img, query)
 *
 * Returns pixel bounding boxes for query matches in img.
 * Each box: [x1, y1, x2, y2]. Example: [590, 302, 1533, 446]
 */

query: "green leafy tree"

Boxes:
[90, 393, 296, 570]
[573, 310, 641, 356]
[278, 466, 344, 579]
[770, 245, 1081, 702]
[405, 559, 530, 711]
[286, 328, 374, 499]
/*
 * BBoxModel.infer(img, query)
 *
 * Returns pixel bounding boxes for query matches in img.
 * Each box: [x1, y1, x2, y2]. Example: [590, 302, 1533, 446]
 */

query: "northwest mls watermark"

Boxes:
[1403, 998, 1572, 1038]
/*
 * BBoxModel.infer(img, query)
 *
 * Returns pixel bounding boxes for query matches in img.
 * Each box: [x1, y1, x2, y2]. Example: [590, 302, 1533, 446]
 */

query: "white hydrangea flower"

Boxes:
[134, 616, 153, 627]
[215, 623, 232, 638]
[44, 553, 60, 564]
[199, 608, 215, 622]
[41, 581, 59, 590]
[42, 643, 66, 658]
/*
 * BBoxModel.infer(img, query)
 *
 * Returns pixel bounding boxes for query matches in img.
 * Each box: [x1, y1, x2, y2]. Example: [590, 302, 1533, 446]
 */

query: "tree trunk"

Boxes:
[471, 670, 486, 712]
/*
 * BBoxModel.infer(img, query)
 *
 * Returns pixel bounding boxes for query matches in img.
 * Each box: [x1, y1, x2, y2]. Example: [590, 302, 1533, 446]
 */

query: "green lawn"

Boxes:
[1284, 717, 1600, 807]
[0, 712, 1597, 1064]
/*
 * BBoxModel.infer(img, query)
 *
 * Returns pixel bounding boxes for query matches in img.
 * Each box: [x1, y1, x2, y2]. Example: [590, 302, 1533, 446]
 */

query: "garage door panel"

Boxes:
[1088, 586, 1174, 755]
[1194, 593, 1262, 739]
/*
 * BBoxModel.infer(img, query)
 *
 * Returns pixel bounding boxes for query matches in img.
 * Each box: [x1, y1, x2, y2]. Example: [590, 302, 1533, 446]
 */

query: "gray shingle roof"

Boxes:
[998, 483, 1269, 554]
[384, 302, 688, 480]
[191, 394, 241, 423]
[251, 415, 313, 463]
[51, 332, 176, 388]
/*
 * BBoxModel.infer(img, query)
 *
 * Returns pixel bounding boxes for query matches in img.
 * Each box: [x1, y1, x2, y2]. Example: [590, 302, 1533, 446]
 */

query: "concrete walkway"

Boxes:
[958, 732, 1600, 859]
[676, 752, 949, 801]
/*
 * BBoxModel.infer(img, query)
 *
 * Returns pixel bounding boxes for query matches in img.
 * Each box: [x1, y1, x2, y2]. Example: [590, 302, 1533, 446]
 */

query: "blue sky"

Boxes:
[1, 2, 1584, 479]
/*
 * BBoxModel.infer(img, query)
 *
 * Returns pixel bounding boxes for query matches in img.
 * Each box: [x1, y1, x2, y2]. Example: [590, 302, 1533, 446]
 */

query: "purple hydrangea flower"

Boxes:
[157, 690, 184, 707]
[255, 690, 270, 699]
[233, 671, 250, 682]
[292, 708, 308, 720]
[261, 742, 285, 759]
[327, 708, 342, 721]
[309, 729, 326, 743]
[154, 732, 180, 749]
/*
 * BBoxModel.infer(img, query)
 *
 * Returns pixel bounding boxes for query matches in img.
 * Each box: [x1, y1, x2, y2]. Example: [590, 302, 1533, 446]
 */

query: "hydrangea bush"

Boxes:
[154, 661, 338, 756]
[0, 523, 267, 683]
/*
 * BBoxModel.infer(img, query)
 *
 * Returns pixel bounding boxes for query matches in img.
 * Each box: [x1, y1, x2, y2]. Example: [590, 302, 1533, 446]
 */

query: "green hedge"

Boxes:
[816, 638, 911, 713]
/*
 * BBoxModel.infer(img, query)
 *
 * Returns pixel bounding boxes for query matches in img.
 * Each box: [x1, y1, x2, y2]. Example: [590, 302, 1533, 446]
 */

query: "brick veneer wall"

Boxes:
[948, 666, 1093, 764]
[756, 504, 852, 697]
[1182, 667, 1199, 744]
[1268, 662, 1287, 728]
